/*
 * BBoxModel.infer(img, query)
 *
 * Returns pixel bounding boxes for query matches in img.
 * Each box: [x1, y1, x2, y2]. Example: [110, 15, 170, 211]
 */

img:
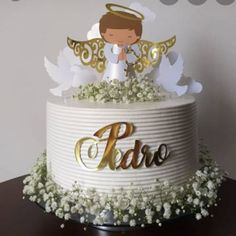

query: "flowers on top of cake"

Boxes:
[73, 77, 163, 103]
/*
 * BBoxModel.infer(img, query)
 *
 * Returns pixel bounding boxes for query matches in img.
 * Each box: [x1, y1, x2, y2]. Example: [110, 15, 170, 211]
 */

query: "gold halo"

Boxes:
[106, 3, 144, 21]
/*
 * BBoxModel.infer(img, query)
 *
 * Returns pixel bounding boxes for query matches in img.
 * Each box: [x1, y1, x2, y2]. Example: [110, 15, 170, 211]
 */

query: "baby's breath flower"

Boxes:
[74, 78, 163, 103]
[123, 214, 129, 223]
[187, 196, 193, 203]
[129, 219, 136, 227]
[179, 187, 184, 192]
[163, 180, 169, 187]
[175, 208, 181, 215]
[195, 191, 201, 197]
[129, 208, 135, 215]
[201, 209, 209, 217]
[45, 205, 51, 213]
[207, 191, 214, 198]
[207, 180, 215, 190]
[193, 198, 200, 205]
[64, 213, 70, 220]
[192, 182, 198, 190]
[195, 213, 202, 220]
[196, 170, 204, 177]
[63, 203, 70, 212]
[55, 208, 64, 219]
[37, 182, 44, 189]
[80, 216, 85, 223]
[51, 202, 57, 211]
[145, 208, 154, 216]
[156, 205, 162, 212]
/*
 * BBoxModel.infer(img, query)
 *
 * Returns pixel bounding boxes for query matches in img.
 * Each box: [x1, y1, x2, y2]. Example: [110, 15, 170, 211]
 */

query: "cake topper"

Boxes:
[45, 2, 202, 97]
[67, 3, 176, 81]
[44, 47, 96, 96]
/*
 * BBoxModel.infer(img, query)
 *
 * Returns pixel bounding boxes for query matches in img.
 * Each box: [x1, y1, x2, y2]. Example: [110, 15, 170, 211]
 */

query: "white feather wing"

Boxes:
[156, 54, 187, 96]
[71, 65, 97, 87]
[63, 47, 80, 66]
[171, 54, 183, 83]
[158, 55, 183, 83]
[57, 50, 74, 83]
[44, 57, 62, 83]
[158, 56, 170, 80]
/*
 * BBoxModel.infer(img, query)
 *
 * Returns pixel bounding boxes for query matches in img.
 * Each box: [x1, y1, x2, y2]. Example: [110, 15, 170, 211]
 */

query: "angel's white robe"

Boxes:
[103, 43, 140, 81]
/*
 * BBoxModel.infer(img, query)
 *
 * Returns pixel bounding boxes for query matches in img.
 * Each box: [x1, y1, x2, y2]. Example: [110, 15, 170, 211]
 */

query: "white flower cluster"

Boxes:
[23, 145, 225, 228]
[74, 77, 163, 103]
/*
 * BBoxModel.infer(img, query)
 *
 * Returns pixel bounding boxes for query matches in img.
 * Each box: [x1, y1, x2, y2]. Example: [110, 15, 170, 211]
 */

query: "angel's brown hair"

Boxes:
[99, 11, 142, 38]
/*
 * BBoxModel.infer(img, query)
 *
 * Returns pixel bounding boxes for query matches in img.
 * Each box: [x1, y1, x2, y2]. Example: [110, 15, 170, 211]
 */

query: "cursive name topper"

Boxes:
[74, 122, 171, 171]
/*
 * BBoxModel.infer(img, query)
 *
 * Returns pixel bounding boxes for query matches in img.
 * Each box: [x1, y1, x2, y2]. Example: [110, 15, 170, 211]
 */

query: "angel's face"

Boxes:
[101, 28, 140, 45]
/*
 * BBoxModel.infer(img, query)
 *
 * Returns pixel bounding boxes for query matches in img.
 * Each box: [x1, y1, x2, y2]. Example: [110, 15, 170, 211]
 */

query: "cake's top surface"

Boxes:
[48, 94, 195, 110]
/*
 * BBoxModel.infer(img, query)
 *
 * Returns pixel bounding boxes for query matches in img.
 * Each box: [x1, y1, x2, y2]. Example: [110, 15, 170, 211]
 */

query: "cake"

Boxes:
[23, 2, 224, 229]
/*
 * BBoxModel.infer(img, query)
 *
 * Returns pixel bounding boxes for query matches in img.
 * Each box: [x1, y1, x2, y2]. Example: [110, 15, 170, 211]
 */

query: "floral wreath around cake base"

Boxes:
[23, 145, 225, 229]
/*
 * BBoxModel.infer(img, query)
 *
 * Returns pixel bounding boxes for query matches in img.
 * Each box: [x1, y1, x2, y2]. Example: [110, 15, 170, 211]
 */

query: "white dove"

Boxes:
[44, 47, 97, 96]
[155, 53, 188, 96]
[155, 51, 202, 96]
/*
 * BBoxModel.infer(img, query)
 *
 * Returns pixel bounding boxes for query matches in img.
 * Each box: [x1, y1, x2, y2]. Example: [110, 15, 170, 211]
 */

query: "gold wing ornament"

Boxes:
[134, 36, 176, 73]
[67, 37, 106, 73]
[67, 36, 176, 74]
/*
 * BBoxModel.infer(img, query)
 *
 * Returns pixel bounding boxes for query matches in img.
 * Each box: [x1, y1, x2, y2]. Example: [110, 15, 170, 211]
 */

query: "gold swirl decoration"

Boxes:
[67, 35, 176, 74]
[134, 36, 176, 73]
[67, 37, 106, 73]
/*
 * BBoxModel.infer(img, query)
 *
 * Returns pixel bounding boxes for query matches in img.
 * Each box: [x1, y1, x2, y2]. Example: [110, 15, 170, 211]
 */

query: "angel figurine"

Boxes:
[67, 3, 176, 81]
[99, 5, 143, 81]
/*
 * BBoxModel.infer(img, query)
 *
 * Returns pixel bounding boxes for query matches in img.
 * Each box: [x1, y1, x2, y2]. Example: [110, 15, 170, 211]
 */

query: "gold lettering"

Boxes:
[94, 122, 134, 170]
[117, 140, 142, 169]
[74, 137, 99, 170]
[153, 144, 170, 166]
[74, 122, 171, 171]
[141, 145, 153, 167]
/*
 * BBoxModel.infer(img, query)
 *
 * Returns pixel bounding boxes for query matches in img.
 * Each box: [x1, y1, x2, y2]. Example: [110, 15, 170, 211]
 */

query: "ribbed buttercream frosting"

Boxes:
[47, 96, 198, 194]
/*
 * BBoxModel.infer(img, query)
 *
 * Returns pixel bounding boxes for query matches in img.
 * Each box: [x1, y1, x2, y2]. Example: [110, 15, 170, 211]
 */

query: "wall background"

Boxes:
[0, 0, 235, 182]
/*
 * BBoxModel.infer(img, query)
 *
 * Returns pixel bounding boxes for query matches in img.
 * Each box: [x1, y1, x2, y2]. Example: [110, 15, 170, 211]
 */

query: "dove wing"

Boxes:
[44, 57, 63, 83]
[63, 46, 81, 66]
[171, 54, 184, 83]
[158, 56, 171, 79]
[57, 50, 74, 82]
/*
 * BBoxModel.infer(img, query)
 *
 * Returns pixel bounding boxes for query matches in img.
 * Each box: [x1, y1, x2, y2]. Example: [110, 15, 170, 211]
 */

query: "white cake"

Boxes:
[22, 3, 225, 226]
[47, 95, 197, 197]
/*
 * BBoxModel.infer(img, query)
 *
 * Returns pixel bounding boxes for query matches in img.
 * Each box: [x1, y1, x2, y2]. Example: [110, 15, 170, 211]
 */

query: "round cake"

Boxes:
[47, 95, 197, 196]
[23, 4, 225, 225]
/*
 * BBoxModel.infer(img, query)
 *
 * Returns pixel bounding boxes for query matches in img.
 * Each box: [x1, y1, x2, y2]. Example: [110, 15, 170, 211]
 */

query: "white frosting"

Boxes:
[47, 96, 198, 195]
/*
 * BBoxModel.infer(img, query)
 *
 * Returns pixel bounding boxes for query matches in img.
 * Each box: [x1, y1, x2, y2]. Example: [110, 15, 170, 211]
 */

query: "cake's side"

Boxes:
[47, 96, 198, 195]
